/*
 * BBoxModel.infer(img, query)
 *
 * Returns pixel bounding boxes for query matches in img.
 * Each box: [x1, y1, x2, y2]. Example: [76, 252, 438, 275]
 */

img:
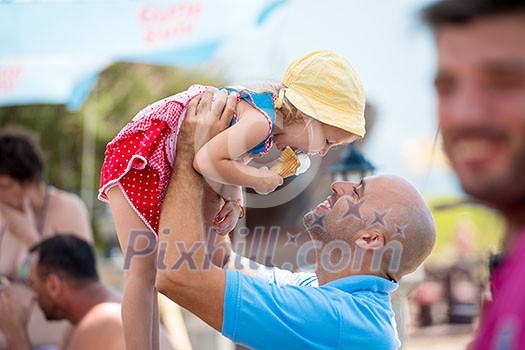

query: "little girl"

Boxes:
[98, 50, 366, 350]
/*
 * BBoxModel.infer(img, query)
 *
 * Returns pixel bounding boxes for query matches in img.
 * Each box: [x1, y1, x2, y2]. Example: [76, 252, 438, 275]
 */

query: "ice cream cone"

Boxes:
[271, 146, 300, 178]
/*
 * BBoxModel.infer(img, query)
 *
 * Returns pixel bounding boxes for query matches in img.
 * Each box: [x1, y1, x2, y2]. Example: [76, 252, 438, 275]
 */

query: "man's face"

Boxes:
[303, 178, 366, 242]
[435, 14, 525, 208]
[303, 175, 406, 241]
[28, 254, 63, 321]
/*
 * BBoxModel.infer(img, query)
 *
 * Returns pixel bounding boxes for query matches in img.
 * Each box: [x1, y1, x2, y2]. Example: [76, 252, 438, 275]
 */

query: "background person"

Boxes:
[422, 0, 525, 348]
[0, 128, 93, 349]
[0, 234, 173, 350]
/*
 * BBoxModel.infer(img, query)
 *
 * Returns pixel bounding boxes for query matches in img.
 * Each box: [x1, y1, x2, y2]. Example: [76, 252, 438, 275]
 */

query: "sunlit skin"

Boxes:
[435, 14, 525, 249]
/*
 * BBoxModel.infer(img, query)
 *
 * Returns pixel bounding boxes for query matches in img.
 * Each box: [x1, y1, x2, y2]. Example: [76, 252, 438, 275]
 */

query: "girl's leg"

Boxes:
[107, 186, 159, 350]
[152, 289, 160, 350]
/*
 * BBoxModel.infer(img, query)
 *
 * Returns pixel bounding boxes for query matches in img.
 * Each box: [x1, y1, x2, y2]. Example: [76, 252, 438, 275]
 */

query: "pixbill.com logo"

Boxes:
[122, 226, 404, 275]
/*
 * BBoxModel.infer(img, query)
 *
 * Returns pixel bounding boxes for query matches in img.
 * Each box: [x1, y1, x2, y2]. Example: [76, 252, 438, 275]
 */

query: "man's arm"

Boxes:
[156, 90, 236, 332]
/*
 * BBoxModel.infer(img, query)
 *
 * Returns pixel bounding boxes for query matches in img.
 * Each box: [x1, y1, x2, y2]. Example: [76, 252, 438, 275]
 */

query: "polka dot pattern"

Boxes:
[98, 85, 212, 233]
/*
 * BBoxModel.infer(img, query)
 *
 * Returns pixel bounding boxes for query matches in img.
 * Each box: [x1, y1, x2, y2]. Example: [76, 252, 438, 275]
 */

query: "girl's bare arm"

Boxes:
[193, 101, 282, 195]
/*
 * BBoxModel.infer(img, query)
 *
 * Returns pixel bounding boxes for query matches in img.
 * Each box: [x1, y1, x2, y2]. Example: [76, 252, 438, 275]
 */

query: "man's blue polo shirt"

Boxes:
[222, 269, 400, 350]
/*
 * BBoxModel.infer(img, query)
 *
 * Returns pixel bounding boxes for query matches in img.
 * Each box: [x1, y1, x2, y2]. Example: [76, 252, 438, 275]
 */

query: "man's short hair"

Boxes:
[422, 0, 525, 30]
[0, 128, 44, 182]
[30, 234, 99, 285]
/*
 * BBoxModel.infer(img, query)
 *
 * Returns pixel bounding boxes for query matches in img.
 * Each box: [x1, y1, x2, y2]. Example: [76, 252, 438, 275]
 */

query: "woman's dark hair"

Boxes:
[0, 128, 44, 182]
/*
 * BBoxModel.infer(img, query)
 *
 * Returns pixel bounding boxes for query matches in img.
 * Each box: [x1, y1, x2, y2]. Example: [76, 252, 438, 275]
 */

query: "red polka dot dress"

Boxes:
[98, 85, 213, 233]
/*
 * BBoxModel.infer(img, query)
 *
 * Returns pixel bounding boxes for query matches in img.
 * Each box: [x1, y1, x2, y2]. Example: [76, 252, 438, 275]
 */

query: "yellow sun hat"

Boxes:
[276, 50, 366, 137]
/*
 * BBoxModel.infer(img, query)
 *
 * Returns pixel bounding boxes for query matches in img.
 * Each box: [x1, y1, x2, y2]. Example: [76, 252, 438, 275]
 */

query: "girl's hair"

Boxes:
[252, 83, 299, 127]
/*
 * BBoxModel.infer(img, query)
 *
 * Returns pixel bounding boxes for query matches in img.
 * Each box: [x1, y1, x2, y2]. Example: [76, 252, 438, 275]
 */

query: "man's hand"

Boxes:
[0, 277, 32, 350]
[179, 90, 238, 158]
[157, 91, 234, 331]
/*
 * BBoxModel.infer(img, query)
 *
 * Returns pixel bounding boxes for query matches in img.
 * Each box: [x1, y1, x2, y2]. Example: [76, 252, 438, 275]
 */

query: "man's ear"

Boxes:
[355, 229, 385, 250]
[45, 274, 63, 298]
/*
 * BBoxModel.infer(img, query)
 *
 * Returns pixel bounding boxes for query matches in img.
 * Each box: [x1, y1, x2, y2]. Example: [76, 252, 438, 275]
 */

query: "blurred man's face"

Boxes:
[435, 14, 525, 209]
[28, 255, 63, 321]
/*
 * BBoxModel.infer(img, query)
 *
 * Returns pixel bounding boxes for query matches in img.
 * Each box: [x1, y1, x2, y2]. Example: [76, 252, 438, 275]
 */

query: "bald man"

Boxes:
[149, 91, 437, 349]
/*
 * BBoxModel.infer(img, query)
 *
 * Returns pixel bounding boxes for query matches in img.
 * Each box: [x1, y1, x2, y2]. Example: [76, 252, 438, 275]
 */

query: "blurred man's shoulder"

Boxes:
[68, 302, 124, 350]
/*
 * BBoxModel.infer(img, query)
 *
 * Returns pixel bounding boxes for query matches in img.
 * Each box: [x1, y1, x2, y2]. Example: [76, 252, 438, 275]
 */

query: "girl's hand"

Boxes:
[253, 167, 284, 195]
[213, 201, 242, 235]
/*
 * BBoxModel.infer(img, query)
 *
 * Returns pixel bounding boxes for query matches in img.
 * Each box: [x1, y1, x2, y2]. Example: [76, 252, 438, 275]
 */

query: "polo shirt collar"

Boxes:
[324, 275, 398, 293]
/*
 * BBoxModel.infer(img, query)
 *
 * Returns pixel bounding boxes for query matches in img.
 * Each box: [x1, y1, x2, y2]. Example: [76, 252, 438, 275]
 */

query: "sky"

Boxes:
[212, 0, 463, 198]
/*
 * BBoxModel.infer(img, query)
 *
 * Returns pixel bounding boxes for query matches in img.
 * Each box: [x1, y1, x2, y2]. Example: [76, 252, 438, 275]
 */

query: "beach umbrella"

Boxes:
[0, 0, 287, 109]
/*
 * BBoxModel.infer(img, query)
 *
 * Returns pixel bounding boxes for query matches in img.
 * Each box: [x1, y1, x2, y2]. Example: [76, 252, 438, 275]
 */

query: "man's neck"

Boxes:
[316, 268, 386, 286]
[315, 248, 389, 286]
[501, 206, 525, 255]
[67, 283, 119, 325]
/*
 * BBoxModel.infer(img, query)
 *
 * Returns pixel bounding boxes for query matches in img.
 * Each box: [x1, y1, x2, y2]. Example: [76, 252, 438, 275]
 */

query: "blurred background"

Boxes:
[0, 0, 504, 349]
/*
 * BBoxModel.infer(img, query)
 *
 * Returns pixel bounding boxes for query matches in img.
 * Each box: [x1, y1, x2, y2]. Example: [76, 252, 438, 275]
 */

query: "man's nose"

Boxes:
[441, 82, 490, 127]
[331, 181, 358, 195]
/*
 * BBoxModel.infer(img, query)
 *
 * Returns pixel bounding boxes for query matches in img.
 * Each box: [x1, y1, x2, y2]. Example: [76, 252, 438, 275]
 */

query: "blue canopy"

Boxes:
[0, 0, 287, 109]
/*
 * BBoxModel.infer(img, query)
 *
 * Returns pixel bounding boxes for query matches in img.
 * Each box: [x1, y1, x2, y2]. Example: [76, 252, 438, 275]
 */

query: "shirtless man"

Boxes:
[0, 234, 172, 350]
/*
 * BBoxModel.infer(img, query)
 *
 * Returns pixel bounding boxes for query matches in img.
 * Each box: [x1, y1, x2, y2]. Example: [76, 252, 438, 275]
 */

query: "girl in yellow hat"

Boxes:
[98, 50, 365, 350]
